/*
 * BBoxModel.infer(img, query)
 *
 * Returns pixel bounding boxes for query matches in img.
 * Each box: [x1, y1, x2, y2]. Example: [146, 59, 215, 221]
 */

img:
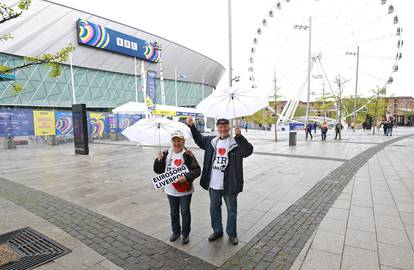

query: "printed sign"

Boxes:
[152, 165, 189, 190]
[33, 111, 56, 136]
[77, 19, 160, 63]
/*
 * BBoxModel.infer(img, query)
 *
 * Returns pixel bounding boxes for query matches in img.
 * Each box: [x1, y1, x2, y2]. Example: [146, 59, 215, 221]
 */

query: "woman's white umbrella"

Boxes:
[196, 87, 269, 119]
[121, 118, 191, 150]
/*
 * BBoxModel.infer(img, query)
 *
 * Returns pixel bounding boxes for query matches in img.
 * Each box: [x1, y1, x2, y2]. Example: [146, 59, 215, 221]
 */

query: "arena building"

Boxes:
[0, 0, 225, 109]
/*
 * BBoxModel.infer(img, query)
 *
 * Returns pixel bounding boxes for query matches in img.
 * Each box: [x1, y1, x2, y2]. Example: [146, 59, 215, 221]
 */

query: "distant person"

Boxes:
[321, 122, 328, 141]
[351, 122, 355, 131]
[362, 121, 367, 131]
[305, 122, 313, 140]
[382, 121, 389, 136]
[153, 131, 201, 245]
[313, 122, 318, 134]
[334, 122, 343, 140]
[387, 120, 394, 136]
[245, 123, 248, 133]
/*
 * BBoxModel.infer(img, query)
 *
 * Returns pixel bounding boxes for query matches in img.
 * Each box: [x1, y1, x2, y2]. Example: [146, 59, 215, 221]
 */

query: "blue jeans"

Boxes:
[209, 189, 238, 237]
[167, 194, 192, 237]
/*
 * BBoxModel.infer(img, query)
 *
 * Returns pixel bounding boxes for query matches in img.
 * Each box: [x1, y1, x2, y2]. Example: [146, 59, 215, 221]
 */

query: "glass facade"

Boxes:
[0, 53, 213, 108]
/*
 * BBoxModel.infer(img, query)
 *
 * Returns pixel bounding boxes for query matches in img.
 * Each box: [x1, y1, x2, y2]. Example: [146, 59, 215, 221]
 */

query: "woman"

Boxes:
[153, 130, 201, 245]
[321, 121, 328, 141]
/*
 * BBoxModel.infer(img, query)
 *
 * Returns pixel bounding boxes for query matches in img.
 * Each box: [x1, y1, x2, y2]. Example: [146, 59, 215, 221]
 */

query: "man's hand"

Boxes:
[157, 152, 163, 161]
[178, 176, 186, 183]
[186, 116, 194, 126]
[235, 127, 241, 137]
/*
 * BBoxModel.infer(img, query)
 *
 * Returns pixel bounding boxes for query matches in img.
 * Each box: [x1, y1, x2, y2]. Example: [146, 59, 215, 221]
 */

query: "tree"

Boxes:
[0, 0, 75, 95]
[368, 86, 387, 135]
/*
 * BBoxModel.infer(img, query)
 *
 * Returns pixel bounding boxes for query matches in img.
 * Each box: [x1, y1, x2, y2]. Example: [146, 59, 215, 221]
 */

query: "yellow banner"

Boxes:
[151, 110, 177, 116]
[90, 112, 105, 138]
[33, 111, 56, 136]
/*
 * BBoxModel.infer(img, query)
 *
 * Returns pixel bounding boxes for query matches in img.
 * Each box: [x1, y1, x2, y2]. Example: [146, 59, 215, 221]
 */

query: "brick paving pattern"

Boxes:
[220, 134, 413, 270]
[0, 134, 411, 269]
[0, 177, 215, 270]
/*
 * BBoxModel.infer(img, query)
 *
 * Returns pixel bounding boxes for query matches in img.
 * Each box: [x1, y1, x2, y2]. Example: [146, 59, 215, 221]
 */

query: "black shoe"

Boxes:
[229, 236, 238, 245]
[208, 233, 223, 241]
[182, 236, 190, 245]
[169, 233, 180, 242]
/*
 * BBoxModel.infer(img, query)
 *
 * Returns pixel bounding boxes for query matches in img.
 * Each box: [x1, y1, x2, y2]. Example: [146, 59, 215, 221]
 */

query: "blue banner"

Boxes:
[146, 70, 157, 110]
[0, 109, 12, 137]
[55, 111, 73, 135]
[11, 109, 34, 136]
[77, 19, 160, 63]
[118, 114, 143, 132]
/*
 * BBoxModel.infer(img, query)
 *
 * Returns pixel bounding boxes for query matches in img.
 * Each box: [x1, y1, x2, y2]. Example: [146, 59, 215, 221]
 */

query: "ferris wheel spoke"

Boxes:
[326, 33, 397, 53]
[329, 13, 390, 50]
[323, 55, 386, 83]
[327, 0, 377, 44]
[266, 27, 306, 50]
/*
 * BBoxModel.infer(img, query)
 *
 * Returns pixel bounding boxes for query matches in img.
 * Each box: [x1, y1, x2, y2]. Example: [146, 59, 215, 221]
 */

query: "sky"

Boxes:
[53, 0, 413, 98]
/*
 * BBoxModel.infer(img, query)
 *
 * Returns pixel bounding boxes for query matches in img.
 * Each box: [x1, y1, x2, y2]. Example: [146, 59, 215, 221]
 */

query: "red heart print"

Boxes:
[218, 148, 226, 156]
[174, 159, 182, 166]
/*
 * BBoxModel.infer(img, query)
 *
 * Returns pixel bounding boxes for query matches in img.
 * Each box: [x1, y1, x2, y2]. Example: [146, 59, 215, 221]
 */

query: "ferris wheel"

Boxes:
[248, 0, 403, 124]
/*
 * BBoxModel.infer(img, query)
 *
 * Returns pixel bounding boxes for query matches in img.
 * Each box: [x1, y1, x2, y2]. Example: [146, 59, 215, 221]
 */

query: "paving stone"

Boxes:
[378, 242, 414, 269]
[341, 246, 379, 270]
[345, 228, 377, 251]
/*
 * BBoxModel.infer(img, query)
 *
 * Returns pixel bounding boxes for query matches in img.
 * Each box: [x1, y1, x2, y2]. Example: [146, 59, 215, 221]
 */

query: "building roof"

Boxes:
[0, 0, 225, 86]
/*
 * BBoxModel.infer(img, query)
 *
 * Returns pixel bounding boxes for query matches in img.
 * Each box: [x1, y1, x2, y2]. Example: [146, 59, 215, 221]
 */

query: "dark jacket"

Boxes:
[189, 125, 253, 195]
[153, 149, 201, 191]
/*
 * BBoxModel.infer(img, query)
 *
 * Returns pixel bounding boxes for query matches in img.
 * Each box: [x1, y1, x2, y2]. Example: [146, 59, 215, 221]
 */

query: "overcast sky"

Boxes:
[53, 0, 413, 98]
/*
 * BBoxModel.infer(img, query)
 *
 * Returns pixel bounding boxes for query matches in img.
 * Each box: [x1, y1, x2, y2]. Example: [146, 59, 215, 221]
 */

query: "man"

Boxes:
[305, 122, 313, 140]
[153, 131, 201, 245]
[334, 122, 343, 140]
[186, 116, 253, 245]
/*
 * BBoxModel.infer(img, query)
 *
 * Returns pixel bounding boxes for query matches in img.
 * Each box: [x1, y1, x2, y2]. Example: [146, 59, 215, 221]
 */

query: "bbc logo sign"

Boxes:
[116, 37, 138, 51]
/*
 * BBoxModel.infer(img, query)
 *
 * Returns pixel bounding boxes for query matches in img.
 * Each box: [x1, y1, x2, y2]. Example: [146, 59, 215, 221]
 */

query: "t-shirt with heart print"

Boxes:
[209, 137, 231, 190]
[164, 149, 193, 197]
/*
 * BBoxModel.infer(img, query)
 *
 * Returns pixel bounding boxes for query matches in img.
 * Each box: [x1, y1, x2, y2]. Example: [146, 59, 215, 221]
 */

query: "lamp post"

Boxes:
[294, 16, 312, 128]
[346, 46, 360, 132]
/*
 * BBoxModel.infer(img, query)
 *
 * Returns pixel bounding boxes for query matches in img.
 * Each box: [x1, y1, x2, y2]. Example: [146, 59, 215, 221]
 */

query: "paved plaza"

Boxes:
[1, 128, 414, 269]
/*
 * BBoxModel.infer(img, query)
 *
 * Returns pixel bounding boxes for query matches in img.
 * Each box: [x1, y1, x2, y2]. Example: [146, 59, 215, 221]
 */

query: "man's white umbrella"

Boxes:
[121, 118, 191, 150]
[196, 87, 269, 119]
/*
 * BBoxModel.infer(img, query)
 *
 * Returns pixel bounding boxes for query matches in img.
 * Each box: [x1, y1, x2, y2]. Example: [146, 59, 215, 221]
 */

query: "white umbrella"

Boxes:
[196, 87, 268, 119]
[121, 118, 191, 149]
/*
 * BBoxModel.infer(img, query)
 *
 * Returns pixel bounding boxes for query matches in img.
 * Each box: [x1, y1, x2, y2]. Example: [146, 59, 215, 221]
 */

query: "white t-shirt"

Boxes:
[164, 150, 194, 197]
[209, 137, 231, 190]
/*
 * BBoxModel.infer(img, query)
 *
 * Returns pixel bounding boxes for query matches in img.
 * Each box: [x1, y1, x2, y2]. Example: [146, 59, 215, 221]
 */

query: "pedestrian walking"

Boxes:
[334, 122, 343, 140]
[383, 121, 389, 136]
[305, 122, 313, 140]
[245, 122, 248, 133]
[313, 122, 318, 134]
[321, 121, 328, 141]
[186, 116, 253, 245]
[387, 120, 394, 136]
[153, 130, 201, 245]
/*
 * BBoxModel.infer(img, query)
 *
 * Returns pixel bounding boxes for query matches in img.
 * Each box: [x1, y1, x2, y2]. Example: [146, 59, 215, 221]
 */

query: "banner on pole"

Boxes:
[146, 70, 157, 111]
[152, 165, 189, 190]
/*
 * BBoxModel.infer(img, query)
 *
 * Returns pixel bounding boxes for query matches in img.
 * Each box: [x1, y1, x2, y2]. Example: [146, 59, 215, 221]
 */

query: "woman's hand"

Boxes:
[157, 152, 163, 161]
[178, 176, 186, 183]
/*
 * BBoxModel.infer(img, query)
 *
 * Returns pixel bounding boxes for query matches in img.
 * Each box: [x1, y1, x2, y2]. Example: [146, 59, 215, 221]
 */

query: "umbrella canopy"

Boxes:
[112, 102, 147, 114]
[121, 118, 191, 145]
[196, 87, 268, 119]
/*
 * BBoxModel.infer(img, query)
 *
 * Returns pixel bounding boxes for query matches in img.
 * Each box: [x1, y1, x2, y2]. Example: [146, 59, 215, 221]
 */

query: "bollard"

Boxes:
[289, 131, 297, 146]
